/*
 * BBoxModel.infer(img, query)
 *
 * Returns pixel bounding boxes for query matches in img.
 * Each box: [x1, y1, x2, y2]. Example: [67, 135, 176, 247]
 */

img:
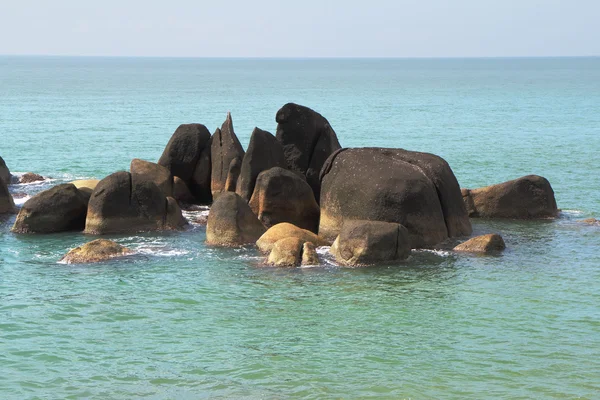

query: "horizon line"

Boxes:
[1, 54, 599, 60]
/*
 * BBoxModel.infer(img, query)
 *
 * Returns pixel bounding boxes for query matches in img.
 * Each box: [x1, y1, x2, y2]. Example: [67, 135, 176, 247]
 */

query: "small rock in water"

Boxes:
[19, 172, 45, 184]
[60, 239, 132, 264]
[580, 218, 600, 226]
[453, 234, 506, 254]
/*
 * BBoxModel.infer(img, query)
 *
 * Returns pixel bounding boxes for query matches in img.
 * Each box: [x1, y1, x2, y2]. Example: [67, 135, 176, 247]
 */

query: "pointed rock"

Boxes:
[0, 156, 11, 184]
[211, 113, 245, 198]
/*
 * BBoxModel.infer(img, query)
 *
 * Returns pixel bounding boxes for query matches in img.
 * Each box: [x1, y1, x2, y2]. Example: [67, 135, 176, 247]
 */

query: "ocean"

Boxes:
[1, 56, 599, 398]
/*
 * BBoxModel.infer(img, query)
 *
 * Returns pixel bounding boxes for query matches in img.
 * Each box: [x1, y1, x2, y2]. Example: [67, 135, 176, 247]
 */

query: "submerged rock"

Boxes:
[331, 220, 411, 266]
[60, 239, 133, 264]
[462, 175, 558, 219]
[211, 113, 245, 198]
[453, 234, 506, 254]
[249, 167, 320, 233]
[12, 184, 89, 233]
[256, 222, 329, 253]
[206, 192, 266, 246]
[19, 172, 45, 184]
[275, 103, 341, 202]
[580, 218, 600, 226]
[319, 147, 471, 248]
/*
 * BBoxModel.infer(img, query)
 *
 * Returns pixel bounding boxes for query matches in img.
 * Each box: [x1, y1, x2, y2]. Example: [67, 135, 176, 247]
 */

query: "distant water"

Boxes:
[1, 57, 599, 399]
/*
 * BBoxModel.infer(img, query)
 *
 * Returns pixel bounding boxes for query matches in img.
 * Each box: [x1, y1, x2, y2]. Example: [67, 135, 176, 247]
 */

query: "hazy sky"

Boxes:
[1, 0, 598, 57]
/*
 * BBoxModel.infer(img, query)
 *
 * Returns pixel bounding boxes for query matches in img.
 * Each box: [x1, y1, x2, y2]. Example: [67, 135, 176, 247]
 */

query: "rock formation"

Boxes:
[249, 167, 320, 232]
[211, 113, 245, 198]
[462, 175, 558, 219]
[319, 147, 471, 248]
[275, 103, 341, 201]
[206, 192, 266, 246]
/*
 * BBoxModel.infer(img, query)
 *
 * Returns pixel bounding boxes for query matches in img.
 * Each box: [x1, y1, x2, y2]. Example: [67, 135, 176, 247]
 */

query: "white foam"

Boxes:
[413, 249, 452, 257]
[13, 195, 32, 206]
[135, 246, 190, 257]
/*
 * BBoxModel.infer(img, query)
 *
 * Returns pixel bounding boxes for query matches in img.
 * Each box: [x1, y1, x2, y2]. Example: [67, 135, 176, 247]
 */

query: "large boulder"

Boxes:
[256, 222, 329, 253]
[236, 128, 287, 202]
[453, 234, 506, 254]
[206, 192, 266, 246]
[462, 175, 558, 219]
[0, 156, 11, 184]
[158, 123, 212, 203]
[0, 176, 15, 214]
[131, 158, 173, 197]
[211, 113, 245, 198]
[84, 171, 185, 234]
[249, 167, 320, 232]
[275, 103, 341, 201]
[12, 184, 89, 233]
[60, 239, 133, 264]
[331, 220, 410, 266]
[319, 148, 472, 248]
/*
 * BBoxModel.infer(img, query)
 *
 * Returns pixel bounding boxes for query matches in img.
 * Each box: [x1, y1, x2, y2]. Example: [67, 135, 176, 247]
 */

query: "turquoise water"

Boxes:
[1, 57, 599, 398]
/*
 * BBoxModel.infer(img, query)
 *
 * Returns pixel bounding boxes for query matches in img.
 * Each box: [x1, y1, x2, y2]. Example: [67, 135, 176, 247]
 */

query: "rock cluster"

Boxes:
[2, 103, 561, 266]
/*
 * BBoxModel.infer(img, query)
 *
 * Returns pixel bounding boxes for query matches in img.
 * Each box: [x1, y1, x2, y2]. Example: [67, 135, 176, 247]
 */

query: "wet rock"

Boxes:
[60, 239, 132, 264]
[453, 234, 506, 254]
[275, 103, 341, 202]
[19, 172, 45, 184]
[206, 192, 266, 246]
[331, 220, 411, 266]
[236, 128, 287, 202]
[301, 242, 319, 266]
[211, 113, 245, 198]
[462, 175, 558, 219]
[319, 147, 471, 248]
[12, 184, 88, 233]
[256, 222, 329, 253]
[84, 171, 185, 234]
[267, 237, 304, 267]
[249, 167, 320, 233]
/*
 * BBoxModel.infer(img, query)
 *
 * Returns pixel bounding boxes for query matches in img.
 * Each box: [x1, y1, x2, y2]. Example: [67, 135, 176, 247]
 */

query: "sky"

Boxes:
[1, 0, 598, 58]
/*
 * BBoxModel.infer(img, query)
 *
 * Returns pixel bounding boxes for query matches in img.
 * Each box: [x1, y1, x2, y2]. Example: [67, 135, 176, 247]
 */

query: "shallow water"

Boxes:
[1, 57, 599, 399]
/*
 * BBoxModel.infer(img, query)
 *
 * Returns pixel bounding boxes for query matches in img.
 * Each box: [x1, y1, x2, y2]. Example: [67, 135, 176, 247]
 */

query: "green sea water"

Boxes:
[1, 57, 599, 399]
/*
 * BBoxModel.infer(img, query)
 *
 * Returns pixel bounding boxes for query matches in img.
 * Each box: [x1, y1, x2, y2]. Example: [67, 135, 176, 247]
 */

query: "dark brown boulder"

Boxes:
[173, 176, 196, 204]
[190, 136, 213, 204]
[206, 192, 266, 246]
[158, 123, 211, 187]
[85, 171, 185, 234]
[224, 157, 242, 193]
[236, 128, 287, 202]
[0, 176, 15, 214]
[19, 172, 45, 184]
[275, 103, 341, 202]
[331, 220, 411, 266]
[462, 175, 558, 219]
[454, 234, 506, 254]
[130, 159, 173, 198]
[0, 156, 11, 184]
[319, 148, 471, 248]
[12, 184, 88, 233]
[211, 113, 245, 198]
[249, 167, 320, 233]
